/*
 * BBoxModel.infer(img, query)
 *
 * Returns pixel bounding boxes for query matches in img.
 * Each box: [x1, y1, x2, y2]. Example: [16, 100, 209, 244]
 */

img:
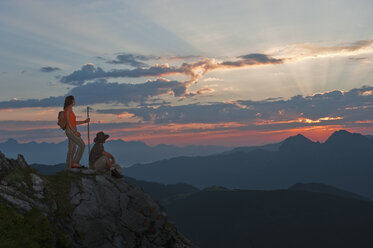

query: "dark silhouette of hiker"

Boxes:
[64, 95, 90, 169]
[89, 131, 123, 178]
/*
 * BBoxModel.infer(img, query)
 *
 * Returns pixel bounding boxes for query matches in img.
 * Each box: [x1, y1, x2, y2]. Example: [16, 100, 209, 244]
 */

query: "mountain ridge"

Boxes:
[28, 163, 370, 204]
[288, 182, 370, 201]
[0, 138, 228, 167]
[124, 130, 373, 197]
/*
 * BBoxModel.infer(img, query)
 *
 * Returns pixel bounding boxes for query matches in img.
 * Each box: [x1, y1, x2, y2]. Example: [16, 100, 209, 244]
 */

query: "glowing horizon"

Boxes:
[1, 0, 373, 147]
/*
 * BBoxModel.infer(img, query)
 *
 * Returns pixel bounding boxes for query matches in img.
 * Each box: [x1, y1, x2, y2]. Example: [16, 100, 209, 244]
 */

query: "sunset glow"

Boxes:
[0, 0, 372, 146]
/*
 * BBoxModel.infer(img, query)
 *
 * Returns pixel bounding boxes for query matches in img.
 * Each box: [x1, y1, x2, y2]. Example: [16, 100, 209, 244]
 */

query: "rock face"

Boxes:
[0, 151, 192, 248]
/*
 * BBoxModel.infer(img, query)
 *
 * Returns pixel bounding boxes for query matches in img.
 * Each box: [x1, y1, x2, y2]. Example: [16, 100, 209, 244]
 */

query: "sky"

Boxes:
[1, 0, 373, 146]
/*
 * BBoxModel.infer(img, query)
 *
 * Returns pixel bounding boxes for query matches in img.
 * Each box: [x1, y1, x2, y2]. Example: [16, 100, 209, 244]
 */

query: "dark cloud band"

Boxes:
[40, 66, 60, 72]
[60, 53, 285, 85]
[0, 79, 190, 109]
[60, 63, 181, 85]
[107, 53, 158, 67]
[96, 86, 373, 126]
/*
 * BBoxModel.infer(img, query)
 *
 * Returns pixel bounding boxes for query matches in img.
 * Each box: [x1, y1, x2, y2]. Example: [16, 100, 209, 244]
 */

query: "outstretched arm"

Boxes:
[76, 118, 90, 125]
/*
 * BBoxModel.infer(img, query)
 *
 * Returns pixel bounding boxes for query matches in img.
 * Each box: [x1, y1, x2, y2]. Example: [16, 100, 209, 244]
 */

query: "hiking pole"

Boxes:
[87, 106, 91, 156]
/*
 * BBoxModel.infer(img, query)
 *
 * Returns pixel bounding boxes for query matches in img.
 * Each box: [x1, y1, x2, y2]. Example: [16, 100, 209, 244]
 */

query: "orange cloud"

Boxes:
[269, 40, 373, 61]
[0, 107, 59, 121]
[360, 90, 373, 96]
[0, 125, 57, 131]
[355, 120, 373, 124]
[110, 122, 246, 133]
[344, 105, 373, 110]
[255, 117, 343, 126]
[117, 112, 136, 119]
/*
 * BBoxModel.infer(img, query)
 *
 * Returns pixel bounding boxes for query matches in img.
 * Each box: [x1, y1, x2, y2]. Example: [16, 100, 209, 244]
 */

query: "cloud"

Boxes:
[69, 78, 189, 105]
[203, 77, 223, 82]
[270, 40, 373, 60]
[107, 53, 157, 67]
[60, 63, 106, 85]
[96, 86, 373, 128]
[106, 53, 200, 66]
[60, 53, 286, 85]
[40, 66, 61, 72]
[0, 78, 201, 109]
[0, 120, 57, 131]
[223, 53, 283, 66]
[178, 54, 285, 82]
[2, 86, 373, 145]
[161, 55, 201, 60]
[98, 102, 258, 123]
[0, 96, 64, 109]
[349, 56, 370, 61]
[60, 40, 373, 86]
[60, 63, 181, 85]
[2, 76, 372, 133]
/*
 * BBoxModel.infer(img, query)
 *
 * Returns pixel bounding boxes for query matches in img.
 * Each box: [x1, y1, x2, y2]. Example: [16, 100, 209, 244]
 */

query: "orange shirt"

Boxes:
[70, 111, 76, 128]
[65, 110, 76, 129]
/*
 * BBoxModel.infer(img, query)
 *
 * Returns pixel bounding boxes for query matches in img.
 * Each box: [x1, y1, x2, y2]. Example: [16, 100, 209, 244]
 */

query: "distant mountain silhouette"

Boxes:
[165, 188, 373, 248]
[0, 138, 228, 166]
[125, 149, 275, 189]
[0, 139, 67, 166]
[326, 129, 366, 143]
[30, 162, 370, 205]
[125, 177, 199, 206]
[289, 182, 370, 201]
[324, 130, 373, 152]
[279, 134, 319, 152]
[223, 141, 282, 154]
[124, 130, 373, 197]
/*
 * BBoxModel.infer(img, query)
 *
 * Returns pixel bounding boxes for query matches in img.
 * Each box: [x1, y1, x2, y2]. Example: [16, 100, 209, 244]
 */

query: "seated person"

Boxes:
[89, 131, 123, 178]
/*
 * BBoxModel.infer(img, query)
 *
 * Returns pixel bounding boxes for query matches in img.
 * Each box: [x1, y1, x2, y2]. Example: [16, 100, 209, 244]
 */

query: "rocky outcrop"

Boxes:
[0, 151, 192, 248]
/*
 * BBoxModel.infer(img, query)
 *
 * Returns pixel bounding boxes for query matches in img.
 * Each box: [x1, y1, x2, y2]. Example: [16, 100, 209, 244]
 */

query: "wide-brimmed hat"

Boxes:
[94, 131, 110, 143]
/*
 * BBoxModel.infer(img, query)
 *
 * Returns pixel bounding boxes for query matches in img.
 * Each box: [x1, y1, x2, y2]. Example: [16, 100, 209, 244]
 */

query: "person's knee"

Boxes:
[79, 142, 85, 149]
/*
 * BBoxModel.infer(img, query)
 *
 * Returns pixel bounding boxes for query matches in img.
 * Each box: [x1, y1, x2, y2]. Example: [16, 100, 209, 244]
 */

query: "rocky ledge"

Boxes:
[0, 151, 192, 248]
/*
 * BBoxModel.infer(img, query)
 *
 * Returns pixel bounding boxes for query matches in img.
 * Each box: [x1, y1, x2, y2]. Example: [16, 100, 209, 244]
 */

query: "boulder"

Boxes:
[0, 151, 192, 248]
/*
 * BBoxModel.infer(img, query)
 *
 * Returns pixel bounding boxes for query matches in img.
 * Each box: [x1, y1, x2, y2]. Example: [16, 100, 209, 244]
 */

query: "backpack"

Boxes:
[57, 111, 67, 130]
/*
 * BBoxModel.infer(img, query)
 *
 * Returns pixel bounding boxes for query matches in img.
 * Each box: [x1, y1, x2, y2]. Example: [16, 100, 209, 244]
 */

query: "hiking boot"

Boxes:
[111, 169, 123, 178]
[72, 163, 85, 168]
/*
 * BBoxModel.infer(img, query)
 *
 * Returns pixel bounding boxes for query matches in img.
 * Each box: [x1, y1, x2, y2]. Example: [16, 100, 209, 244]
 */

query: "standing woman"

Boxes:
[64, 95, 90, 169]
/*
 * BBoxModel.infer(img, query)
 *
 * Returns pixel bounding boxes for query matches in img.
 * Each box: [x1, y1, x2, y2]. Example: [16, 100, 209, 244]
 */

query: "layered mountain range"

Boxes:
[12, 148, 373, 248]
[124, 130, 373, 198]
[0, 139, 228, 167]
